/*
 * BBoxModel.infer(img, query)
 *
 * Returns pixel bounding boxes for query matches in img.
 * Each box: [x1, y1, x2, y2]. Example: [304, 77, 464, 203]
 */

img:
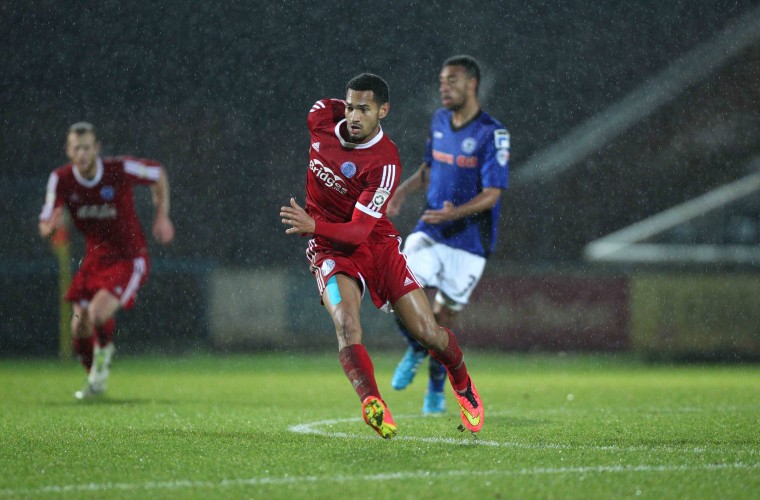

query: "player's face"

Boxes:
[66, 132, 100, 172]
[439, 65, 474, 111]
[344, 89, 389, 144]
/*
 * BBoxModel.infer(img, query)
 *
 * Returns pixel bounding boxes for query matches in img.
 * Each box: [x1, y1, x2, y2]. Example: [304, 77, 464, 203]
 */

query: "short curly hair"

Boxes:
[346, 73, 390, 105]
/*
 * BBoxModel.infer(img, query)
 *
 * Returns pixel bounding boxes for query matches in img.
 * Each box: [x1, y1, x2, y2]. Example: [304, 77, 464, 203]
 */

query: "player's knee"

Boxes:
[71, 314, 91, 339]
[406, 319, 443, 351]
[87, 306, 112, 329]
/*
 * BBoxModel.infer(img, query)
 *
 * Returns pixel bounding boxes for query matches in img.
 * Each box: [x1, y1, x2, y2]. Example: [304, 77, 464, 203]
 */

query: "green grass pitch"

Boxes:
[1, 352, 758, 499]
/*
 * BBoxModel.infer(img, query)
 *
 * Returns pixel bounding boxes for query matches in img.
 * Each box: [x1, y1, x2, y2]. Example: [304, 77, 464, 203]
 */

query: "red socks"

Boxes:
[72, 335, 95, 371]
[95, 317, 115, 347]
[72, 317, 116, 372]
[338, 344, 381, 402]
[429, 327, 470, 392]
[338, 332, 467, 401]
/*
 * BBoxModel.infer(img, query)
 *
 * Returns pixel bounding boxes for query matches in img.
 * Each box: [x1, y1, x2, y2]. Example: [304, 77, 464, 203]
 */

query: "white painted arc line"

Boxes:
[3, 410, 757, 497]
[2, 463, 758, 496]
[288, 413, 760, 455]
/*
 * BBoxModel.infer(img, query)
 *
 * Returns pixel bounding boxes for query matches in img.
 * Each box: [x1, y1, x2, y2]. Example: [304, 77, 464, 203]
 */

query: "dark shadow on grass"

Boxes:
[499, 416, 550, 427]
[41, 397, 264, 408]
[135, 427, 260, 440]
[41, 398, 179, 407]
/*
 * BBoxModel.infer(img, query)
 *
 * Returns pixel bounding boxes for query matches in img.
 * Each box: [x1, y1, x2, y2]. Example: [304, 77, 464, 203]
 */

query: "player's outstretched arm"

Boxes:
[421, 187, 502, 224]
[150, 167, 175, 244]
[280, 197, 378, 247]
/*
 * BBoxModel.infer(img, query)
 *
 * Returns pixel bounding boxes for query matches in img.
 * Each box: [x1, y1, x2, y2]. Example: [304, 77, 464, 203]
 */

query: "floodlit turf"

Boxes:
[0, 352, 758, 499]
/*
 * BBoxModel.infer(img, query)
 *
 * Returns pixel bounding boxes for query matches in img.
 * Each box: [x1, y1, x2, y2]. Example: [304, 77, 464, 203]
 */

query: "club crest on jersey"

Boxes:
[321, 259, 335, 276]
[497, 149, 510, 167]
[340, 162, 357, 178]
[461, 137, 477, 154]
[100, 185, 115, 201]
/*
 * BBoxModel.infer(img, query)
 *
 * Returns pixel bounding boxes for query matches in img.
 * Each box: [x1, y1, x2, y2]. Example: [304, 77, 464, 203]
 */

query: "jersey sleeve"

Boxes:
[355, 161, 399, 219]
[312, 207, 378, 247]
[480, 127, 510, 190]
[39, 171, 63, 221]
[307, 98, 347, 132]
[121, 156, 163, 185]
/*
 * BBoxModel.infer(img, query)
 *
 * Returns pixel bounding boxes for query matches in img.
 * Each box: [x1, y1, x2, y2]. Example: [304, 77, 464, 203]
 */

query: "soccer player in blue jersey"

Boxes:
[387, 55, 509, 414]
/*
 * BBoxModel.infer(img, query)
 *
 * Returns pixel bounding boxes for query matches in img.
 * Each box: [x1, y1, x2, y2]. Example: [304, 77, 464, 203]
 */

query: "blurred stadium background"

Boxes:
[1, 1, 759, 360]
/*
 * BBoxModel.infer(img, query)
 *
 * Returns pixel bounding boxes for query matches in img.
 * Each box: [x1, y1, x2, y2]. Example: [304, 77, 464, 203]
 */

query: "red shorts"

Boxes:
[66, 255, 149, 310]
[306, 236, 422, 311]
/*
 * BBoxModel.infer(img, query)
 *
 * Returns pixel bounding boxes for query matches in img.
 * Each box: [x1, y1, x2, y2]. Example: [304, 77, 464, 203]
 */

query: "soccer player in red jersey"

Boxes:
[280, 73, 484, 437]
[39, 122, 175, 399]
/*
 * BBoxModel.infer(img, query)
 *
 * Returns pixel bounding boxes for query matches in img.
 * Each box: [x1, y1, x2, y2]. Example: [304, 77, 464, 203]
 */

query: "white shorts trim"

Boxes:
[402, 232, 486, 308]
[119, 257, 147, 306]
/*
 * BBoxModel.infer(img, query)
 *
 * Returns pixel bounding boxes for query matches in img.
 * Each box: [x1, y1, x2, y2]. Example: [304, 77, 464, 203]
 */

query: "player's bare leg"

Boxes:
[323, 273, 396, 438]
[390, 297, 454, 412]
[393, 289, 483, 432]
[392, 289, 446, 351]
[422, 301, 458, 414]
[74, 290, 119, 400]
[322, 273, 364, 350]
[71, 302, 95, 371]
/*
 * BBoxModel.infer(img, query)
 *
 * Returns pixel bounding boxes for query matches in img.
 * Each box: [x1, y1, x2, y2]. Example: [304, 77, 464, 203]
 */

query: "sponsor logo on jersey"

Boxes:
[311, 142, 320, 152]
[76, 204, 117, 220]
[309, 159, 347, 195]
[340, 161, 357, 178]
[433, 148, 478, 168]
[456, 155, 478, 168]
[461, 137, 477, 154]
[100, 185, 115, 201]
[321, 259, 335, 276]
[432, 149, 455, 165]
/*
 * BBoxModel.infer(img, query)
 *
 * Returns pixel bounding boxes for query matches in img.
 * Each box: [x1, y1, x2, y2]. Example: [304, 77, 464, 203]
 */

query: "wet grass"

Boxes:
[0, 352, 758, 499]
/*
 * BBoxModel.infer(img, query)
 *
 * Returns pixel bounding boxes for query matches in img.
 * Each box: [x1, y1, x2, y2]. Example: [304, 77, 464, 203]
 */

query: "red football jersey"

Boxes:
[40, 156, 161, 262]
[305, 99, 402, 246]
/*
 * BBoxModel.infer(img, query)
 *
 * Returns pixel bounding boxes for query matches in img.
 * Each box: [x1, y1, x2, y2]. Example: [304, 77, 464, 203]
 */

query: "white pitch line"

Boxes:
[288, 412, 760, 455]
[2, 462, 758, 497]
[3, 411, 757, 497]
